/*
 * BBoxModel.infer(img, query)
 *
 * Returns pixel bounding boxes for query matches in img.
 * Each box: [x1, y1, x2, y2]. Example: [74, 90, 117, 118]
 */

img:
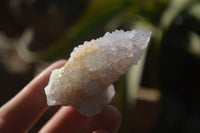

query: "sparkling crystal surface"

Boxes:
[44, 29, 151, 117]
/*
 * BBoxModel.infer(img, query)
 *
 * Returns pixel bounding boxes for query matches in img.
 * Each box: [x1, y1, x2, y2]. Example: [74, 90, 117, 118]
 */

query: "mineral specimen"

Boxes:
[44, 29, 151, 117]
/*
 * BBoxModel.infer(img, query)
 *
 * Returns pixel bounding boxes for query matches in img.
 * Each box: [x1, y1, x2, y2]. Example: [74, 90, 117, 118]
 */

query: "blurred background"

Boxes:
[0, 0, 200, 132]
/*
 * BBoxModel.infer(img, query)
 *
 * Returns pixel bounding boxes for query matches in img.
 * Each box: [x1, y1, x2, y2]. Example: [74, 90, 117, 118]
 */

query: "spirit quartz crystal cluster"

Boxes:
[45, 29, 151, 117]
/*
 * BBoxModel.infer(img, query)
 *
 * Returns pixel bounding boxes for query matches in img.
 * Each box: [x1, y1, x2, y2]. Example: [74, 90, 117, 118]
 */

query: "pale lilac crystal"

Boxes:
[44, 29, 151, 117]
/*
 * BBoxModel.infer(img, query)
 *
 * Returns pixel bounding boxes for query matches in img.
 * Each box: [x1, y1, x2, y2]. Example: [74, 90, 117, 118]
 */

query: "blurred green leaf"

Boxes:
[39, 0, 169, 61]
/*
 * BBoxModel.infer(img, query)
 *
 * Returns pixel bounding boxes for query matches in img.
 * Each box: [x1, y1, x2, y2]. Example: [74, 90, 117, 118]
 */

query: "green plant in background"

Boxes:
[12, 0, 200, 132]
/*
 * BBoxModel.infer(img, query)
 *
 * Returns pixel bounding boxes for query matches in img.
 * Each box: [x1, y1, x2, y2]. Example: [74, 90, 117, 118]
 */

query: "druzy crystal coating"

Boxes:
[44, 29, 151, 117]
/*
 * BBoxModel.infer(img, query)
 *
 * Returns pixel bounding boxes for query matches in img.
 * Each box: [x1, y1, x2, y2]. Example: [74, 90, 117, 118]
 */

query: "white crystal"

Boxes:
[44, 29, 151, 117]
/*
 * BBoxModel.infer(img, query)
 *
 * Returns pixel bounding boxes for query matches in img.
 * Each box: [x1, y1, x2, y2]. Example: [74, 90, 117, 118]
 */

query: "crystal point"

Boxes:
[44, 29, 151, 117]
